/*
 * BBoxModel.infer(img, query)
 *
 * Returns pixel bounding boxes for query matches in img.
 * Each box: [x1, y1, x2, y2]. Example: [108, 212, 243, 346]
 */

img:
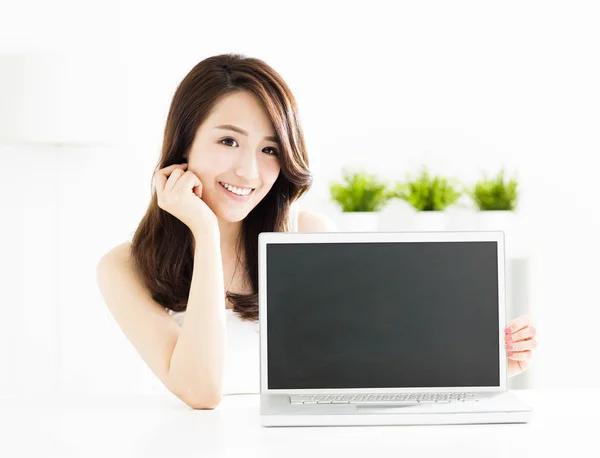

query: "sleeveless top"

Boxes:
[163, 201, 300, 396]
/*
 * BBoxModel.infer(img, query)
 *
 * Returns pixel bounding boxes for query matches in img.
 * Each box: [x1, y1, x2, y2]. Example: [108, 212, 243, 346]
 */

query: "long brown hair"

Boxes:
[129, 53, 312, 322]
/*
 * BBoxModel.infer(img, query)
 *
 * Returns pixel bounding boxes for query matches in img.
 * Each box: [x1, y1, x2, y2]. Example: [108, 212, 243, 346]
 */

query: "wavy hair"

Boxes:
[129, 53, 313, 322]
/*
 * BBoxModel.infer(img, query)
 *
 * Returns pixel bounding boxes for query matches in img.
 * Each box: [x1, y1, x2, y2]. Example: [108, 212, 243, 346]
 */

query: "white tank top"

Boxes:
[163, 201, 300, 396]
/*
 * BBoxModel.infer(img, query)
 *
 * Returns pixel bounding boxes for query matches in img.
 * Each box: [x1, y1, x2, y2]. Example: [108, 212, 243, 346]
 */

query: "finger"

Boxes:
[153, 163, 187, 194]
[506, 338, 537, 352]
[173, 170, 201, 194]
[507, 350, 532, 361]
[164, 167, 186, 193]
[507, 325, 536, 342]
[505, 314, 531, 334]
[161, 162, 187, 171]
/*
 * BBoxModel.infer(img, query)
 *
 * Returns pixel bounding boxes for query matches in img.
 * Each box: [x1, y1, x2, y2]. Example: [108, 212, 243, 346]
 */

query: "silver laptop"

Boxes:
[258, 230, 533, 427]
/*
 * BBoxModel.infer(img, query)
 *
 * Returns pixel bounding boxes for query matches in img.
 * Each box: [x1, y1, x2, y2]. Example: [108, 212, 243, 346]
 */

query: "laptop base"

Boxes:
[260, 390, 532, 427]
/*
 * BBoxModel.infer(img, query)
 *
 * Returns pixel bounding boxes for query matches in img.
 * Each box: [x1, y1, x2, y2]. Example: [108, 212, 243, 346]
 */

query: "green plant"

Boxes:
[329, 168, 394, 212]
[392, 167, 461, 211]
[468, 167, 519, 211]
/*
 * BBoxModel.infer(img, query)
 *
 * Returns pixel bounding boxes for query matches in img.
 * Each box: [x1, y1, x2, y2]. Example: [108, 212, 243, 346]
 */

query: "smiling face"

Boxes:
[185, 91, 282, 222]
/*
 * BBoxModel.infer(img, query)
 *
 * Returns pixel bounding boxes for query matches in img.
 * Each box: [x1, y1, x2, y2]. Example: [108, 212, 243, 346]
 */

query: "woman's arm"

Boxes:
[168, 232, 226, 408]
[96, 231, 226, 409]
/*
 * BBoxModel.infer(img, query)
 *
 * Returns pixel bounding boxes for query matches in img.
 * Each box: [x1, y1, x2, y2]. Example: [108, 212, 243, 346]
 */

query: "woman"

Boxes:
[96, 53, 537, 410]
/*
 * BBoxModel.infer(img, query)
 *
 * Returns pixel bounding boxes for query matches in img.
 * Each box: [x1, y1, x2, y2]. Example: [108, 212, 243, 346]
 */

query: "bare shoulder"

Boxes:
[96, 240, 148, 304]
[96, 241, 173, 334]
[297, 210, 338, 232]
[106, 240, 133, 262]
[95, 241, 183, 399]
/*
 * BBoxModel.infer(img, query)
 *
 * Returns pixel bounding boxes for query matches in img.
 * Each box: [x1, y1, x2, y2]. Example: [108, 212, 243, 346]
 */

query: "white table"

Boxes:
[1, 389, 596, 457]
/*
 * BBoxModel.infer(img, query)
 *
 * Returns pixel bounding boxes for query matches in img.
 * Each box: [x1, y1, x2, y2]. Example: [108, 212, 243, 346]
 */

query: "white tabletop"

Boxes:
[1, 389, 596, 457]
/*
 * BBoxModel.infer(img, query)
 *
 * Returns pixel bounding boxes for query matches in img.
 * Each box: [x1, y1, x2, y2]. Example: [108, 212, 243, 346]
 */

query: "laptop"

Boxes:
[258, 230, 533, 427]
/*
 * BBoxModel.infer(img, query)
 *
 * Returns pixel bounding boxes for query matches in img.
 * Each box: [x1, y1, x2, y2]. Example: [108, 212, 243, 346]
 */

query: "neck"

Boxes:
[217, 216, 243, 258]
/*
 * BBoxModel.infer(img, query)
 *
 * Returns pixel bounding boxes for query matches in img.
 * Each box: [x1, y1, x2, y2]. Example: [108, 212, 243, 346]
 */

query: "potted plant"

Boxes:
[466, 167, 519, 233]
[391, 166, 462, 231]
[329, 168, 393, 231]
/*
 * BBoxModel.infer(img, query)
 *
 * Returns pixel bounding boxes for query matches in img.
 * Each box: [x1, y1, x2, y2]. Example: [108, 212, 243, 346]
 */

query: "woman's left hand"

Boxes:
[505, 314, 538, 378]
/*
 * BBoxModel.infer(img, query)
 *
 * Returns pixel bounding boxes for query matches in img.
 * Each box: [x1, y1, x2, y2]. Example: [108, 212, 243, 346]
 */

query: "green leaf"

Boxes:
[469, 167, 519, 211]
[329, 168, 394, 212]
[392, 166, 462, 211]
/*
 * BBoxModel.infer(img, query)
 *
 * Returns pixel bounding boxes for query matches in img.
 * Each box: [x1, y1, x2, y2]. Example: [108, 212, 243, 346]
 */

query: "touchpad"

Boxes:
[356, 404, 432, 414]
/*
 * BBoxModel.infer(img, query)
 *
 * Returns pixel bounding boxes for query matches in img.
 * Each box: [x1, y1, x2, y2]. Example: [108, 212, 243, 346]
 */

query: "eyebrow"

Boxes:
[214, 124, 280, 144]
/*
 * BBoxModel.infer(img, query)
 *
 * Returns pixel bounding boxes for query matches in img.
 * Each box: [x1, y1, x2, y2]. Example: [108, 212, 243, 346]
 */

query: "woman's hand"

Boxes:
[153, 163, 219, 237]
[505, 314, 538, 378]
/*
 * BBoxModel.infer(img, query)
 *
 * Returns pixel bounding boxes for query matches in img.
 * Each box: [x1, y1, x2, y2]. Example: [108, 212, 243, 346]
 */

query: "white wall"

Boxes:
[1, 0, 599, 397]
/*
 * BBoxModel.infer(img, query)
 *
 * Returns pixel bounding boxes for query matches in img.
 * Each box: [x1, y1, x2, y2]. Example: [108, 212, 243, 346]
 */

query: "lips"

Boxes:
[219, 182, 254, 195]
[218, 181, 255, 201]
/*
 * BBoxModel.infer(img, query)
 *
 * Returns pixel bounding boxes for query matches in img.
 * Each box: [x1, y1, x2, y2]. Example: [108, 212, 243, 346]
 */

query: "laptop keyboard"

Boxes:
[289, 392, 479, 405]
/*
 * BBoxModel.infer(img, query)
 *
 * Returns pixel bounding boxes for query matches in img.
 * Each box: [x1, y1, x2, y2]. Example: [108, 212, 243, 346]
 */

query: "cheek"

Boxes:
[261, 159, 281, 183]
[210, 151, 232, 169]
[194, 153, 229, 179]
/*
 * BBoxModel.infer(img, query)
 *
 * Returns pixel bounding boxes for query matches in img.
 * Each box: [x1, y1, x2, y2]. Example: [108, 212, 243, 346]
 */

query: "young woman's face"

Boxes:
[186, 91, 282, 222]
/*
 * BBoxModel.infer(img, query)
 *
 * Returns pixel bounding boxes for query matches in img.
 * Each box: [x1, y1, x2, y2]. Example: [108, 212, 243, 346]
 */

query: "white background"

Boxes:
[1, 0, 599, 398]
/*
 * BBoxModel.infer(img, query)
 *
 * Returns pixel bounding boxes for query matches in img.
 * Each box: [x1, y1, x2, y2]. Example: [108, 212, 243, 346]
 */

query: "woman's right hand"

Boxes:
[153, 163, 219, 237]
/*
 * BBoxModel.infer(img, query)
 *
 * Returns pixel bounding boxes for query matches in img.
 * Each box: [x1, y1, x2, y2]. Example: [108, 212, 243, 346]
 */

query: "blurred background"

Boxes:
[1, 0, 598, 399]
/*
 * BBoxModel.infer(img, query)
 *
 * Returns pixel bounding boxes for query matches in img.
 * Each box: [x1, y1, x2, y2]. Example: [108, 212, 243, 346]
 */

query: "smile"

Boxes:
[219, 182, 254, 195]
[219, 182, 255, 201]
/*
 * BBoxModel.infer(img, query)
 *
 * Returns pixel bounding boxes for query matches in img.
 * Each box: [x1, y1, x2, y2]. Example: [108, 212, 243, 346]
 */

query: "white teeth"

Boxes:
[220, 182, 252, 196]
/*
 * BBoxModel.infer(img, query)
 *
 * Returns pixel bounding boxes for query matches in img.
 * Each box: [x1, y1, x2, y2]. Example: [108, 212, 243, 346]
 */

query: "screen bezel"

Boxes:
[258, 230, 507, 394]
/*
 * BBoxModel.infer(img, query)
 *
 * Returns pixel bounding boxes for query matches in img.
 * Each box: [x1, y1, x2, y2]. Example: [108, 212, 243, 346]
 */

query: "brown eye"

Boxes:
[220, 137, 278, 156]
[264, 147, 279, 156]
[220, 137, 238, 147]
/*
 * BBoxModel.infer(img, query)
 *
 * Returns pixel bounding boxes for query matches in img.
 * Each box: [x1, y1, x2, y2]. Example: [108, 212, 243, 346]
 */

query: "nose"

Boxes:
[234, 148, 260, 181]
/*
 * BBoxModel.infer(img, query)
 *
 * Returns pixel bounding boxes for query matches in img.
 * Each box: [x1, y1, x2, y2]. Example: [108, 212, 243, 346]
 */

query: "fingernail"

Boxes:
[504, 327, 512, 334]
[507, 352, 514, 357]
[505, 334, 513, 342]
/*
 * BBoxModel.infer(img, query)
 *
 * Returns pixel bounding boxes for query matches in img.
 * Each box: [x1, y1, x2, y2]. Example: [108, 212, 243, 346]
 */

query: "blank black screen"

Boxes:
[266, 241, 500, 389]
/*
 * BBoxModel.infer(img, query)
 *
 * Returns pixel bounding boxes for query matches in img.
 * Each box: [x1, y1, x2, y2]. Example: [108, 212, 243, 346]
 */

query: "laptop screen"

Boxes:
[266, 240, 501, 389]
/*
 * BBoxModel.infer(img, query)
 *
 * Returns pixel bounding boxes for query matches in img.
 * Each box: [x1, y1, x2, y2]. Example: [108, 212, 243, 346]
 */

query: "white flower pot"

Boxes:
[338, 212, 380, 232]
[475, 210, 520, 255]
[411, 211, 447, 232]
[475, 210, 517, 233]
[378, 199, 415, 231]
[445, 206, 479, 231]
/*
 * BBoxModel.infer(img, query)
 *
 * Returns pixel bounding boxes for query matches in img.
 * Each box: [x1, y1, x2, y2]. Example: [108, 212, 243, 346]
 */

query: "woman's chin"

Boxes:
[214, 207, 252, 224]
[210, 191, 262, 222]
